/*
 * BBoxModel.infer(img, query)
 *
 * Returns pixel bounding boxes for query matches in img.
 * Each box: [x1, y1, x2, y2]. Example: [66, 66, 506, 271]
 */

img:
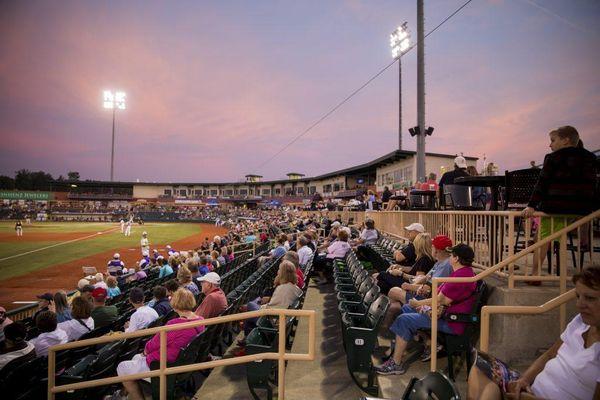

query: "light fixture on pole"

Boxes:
[103, 90, 126, 182]
[408, 126, 433, 137]
[390, 22, 411, 150]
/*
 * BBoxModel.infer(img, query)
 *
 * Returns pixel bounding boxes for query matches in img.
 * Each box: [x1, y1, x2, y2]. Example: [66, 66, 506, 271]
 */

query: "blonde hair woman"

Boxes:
[397, 233, 435, 282]
[376, 233, 435, 295]
[414, 233, 434, 263]
[177, 266, 200, 296]
[116, 288, 204, 400]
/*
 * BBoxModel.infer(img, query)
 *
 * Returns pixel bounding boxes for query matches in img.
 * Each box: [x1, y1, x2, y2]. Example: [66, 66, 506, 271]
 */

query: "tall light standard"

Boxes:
[103, 90, 126, 181]
[390, 22, 410, 150]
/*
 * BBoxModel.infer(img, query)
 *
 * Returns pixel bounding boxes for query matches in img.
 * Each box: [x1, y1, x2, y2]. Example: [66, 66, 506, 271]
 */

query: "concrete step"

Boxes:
[373, 336, 468, 399]
[193, 281, 363, 399]
[284, 282, 363, 399]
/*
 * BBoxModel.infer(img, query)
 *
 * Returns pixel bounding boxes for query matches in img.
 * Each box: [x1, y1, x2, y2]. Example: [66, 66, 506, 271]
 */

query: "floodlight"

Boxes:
[103, 90, 126, 110]
[390, 22, 411, 59]
[425, 127, 434, 136]
[103, 89, 127, 181]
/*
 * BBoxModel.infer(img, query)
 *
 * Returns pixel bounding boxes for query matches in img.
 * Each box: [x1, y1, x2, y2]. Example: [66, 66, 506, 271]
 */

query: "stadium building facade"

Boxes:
[46, 150, 477, 205]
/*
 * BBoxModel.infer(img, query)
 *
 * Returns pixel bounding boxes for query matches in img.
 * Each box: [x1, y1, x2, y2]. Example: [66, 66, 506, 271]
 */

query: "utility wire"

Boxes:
[521, 0, 599, 38]
[252, 0, 474, 174]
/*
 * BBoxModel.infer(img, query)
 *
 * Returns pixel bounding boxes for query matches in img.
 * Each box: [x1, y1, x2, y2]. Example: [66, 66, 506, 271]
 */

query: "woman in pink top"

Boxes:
[116, 289, 204, 400]
[374, 244, 477, 375]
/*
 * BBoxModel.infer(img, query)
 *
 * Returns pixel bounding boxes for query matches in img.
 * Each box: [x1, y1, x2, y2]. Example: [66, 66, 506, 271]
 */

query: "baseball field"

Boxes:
[0, 221, 228, 310]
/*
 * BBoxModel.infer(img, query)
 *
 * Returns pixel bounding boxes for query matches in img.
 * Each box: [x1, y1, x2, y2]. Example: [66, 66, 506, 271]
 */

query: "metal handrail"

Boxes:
[428, 208, 600, 371]
[48, 308, 316, 400]
[479, 289, 576, 353]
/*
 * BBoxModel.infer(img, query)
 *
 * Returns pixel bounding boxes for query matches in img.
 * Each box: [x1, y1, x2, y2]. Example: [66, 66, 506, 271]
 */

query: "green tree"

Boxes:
[0, 175, 15, 189]
[14, 169, 54, 190]
[67, 171, 80, 181]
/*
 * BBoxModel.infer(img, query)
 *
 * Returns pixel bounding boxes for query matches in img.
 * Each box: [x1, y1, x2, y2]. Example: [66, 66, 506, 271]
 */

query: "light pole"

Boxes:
[416, 0, 426, 182]
[103, 90, 126, 181]
[390, 22, 410, 150]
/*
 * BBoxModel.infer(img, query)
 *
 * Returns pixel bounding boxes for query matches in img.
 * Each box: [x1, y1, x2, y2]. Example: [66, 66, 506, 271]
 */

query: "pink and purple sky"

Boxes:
[1, 0, 599, 182]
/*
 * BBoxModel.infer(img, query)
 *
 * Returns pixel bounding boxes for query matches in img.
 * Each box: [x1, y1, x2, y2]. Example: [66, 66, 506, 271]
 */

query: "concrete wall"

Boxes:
[308, 176, 345, 196]
[485, 276, 577, 364]
[375, 158, 415, 191]
[133, 185, 171, 198]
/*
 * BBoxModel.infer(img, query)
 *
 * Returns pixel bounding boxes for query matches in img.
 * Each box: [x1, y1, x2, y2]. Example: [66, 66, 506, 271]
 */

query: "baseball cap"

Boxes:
[448, 243, 475, 264]
[77, 278, 90, 289]
[113, 253, 120, 259]
[91, 287, 108, 301]
[454, 156, 467, 169]
[0, 306, 6, 313]
[37, 292, 53, 302]
[198, 272, 221, 285]
[142, 231, 147, 235]
[432, 235, 453, 251]
[129, 287, 145, 303]
[331, 221, 341, 227]
[404, 223, 425, 233]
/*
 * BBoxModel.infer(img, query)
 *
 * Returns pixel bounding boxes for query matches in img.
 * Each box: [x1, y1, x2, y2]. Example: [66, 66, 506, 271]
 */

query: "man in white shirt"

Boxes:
[124, 217, 133, 236]
[297, 236, 314, 266]
[140, 231, 150, 257]
[124, 288, 159, 333]
[29, 311, 68, 357]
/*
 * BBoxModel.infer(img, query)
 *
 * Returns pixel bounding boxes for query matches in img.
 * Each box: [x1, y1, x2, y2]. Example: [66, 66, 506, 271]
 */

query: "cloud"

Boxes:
[0, 0, 598, 182]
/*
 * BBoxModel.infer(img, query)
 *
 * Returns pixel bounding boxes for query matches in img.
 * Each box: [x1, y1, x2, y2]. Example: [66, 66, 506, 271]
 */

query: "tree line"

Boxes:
[0, 170, 81, 190]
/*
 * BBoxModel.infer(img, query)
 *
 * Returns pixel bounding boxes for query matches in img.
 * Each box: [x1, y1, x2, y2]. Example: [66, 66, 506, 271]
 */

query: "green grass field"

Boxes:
[0, 221, 203, 281]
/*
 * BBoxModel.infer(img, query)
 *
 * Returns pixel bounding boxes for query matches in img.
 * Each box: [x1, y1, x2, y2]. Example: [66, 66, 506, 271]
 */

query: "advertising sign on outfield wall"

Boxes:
[0, 191, 54, 200]
[174, 198, 203, 205]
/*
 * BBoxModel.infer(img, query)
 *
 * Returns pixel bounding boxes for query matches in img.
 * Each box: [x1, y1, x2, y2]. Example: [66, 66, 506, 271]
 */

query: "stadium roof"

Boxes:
[52, 150, 477, 188]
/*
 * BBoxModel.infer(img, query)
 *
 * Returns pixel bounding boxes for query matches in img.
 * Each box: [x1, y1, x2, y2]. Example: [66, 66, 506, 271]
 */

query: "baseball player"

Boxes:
[141, 231, 150, 256]
[107, 253, 125, 276]
[124, 216, 133, 236]
[15, 220, 23, 236]
[120, 218, 125, 233]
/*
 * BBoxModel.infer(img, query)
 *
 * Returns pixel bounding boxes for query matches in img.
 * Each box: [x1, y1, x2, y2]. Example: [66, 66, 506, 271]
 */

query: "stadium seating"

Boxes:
[364, 236, 406, 272]
[333, 251, 390, 395]
[245, 257, 313, 400]
[419, 280, 489, 381]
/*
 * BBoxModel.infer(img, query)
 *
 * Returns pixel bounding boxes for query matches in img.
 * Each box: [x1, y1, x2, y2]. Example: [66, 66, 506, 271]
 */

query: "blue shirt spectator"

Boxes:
[159, 262, 174, 278]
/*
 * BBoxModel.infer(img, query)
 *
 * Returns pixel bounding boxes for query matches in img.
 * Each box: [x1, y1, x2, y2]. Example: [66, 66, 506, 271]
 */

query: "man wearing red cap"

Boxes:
[90, 287, 118, 328]
[383, 235, 454, 331]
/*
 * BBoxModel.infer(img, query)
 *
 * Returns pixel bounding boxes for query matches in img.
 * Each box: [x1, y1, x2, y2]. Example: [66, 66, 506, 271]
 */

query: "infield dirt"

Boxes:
[0, 223, 227, 310]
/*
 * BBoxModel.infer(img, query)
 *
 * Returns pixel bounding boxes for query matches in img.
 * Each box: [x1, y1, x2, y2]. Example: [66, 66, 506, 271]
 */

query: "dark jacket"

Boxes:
[152, 298, 173, 318]
[438, 168, 470, 206]
[528, 146, 598, 215]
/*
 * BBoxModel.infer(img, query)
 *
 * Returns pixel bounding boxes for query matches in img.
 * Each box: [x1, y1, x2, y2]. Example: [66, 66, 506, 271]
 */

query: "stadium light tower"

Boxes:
[390, 22, 410, 150]
[103, 90, 126, 181]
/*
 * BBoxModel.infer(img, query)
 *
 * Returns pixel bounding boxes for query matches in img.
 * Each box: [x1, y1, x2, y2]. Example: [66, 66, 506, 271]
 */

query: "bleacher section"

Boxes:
[0, 239, 292, 400]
